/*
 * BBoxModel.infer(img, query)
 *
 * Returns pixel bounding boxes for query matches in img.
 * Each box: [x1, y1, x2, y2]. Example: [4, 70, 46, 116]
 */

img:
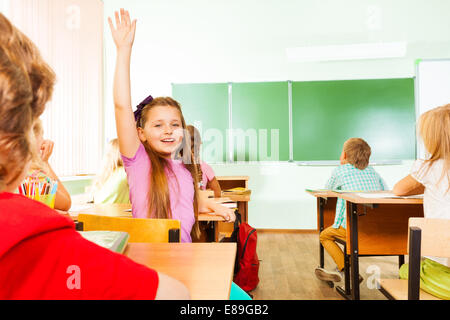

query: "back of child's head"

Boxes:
[0, 47, 33, 190]
[0, 14, 54, 191]
[32, 118, 44, 138]
[344, 138, 371, 170]
[418, 104, 450, 187]
[419, 104, 450, 161]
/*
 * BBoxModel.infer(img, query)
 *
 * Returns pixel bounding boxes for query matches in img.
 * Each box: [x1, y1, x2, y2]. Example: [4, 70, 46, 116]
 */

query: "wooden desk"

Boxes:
[124, 242, 237, 300]
[68, 203, 231, 221]
[307, 190, 424, 300]
[215, 176, 251, 241]
[216, 176, 250, 223]
[216, 175, 249, 189]
[66, 203, 234, 241]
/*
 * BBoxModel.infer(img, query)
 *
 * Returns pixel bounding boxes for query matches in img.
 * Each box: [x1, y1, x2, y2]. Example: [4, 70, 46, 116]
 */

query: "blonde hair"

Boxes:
[93, 138, 123, 190]
[344, 138, 371, 170]
[418, 104, 450, 189]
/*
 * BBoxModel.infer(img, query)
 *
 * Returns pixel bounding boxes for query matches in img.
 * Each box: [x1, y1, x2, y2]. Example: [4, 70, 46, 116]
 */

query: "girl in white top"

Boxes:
[394, 103, 450, 299]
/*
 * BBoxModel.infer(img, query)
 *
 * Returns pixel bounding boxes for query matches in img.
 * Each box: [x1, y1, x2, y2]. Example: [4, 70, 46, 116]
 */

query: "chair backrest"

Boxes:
[77, 214, 181, 243]
[408, 218, 450, 258]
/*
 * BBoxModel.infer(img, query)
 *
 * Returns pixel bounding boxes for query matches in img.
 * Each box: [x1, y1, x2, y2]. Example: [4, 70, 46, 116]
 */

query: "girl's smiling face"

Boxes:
[138, 105, 184, 157]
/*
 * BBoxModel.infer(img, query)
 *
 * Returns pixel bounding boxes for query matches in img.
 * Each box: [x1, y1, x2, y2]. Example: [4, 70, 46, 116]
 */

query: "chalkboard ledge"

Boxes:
[295, 160, 403, 166]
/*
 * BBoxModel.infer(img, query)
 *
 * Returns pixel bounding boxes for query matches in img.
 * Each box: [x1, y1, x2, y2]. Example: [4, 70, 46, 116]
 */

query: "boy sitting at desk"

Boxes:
[315, 138, 387, 283]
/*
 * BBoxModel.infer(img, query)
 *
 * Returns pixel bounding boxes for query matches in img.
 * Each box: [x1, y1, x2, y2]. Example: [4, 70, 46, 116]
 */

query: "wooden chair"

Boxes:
[77, 214, 181, 243]
[378, 218, 450, 300]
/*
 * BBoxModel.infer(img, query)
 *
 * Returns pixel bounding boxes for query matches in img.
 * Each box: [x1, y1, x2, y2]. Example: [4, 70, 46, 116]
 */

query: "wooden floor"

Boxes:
[250, 231, 404, 300]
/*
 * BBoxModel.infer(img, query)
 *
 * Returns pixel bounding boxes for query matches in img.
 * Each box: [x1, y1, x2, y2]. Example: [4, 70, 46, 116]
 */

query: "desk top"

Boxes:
[124, 242, 236, 300]
[216, 176, 249, 181]
[202, 190, 251, 202]
[332, 191, 423, 204]
[65, 203, 233, 222]
[306, 190, 337, 198]
[306, 190, 423, 204]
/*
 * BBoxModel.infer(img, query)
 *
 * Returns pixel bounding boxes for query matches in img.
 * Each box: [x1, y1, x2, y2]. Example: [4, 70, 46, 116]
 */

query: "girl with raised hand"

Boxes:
[108, 9, 235, 244]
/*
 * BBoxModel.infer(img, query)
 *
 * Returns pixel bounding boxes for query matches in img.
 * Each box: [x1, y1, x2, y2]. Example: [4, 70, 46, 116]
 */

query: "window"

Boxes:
[5, 0, 104, 176]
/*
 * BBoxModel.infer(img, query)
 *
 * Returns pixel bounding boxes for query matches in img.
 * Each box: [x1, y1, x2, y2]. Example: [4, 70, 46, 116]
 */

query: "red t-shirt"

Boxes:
[0, 192, 159, 299]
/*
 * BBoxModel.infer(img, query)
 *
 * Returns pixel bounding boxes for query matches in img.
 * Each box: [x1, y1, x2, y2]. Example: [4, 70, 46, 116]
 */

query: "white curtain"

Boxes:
[5, 0, 104, 176]
[0, 0, 10, 15]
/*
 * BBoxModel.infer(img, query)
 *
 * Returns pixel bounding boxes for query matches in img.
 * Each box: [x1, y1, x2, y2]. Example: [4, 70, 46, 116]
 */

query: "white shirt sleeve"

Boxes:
[410, 159, 427, 184]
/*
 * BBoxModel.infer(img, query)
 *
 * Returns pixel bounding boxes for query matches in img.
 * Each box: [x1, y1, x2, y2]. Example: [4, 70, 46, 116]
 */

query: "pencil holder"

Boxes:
[36, 193, 56, 209]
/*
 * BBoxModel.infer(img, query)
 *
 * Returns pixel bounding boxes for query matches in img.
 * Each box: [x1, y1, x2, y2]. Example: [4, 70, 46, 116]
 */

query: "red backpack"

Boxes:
[228, 211, 260, 293]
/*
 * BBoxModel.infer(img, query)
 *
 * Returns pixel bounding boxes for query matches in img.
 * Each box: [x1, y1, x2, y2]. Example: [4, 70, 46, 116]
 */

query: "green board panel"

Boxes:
[172, 83, 228, 162]
[292, 79, 416, 161]
[232, 82, 289, 161]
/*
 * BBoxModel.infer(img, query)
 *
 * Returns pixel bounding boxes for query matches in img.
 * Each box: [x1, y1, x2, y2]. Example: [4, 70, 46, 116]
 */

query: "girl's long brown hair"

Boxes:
[138, 97, 201, 239]
[418, 104, 450, 191]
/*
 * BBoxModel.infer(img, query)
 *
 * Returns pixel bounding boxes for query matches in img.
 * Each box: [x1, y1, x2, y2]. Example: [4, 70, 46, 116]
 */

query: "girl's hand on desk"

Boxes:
[198, 197, 236, 222]
[108, 8, 137, 50]
[215, 206, 236, 223]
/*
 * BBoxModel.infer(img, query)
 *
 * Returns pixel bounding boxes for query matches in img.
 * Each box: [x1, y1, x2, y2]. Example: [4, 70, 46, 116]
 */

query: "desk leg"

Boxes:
[319, 197, 325, 268]
[349, 202, 360, 300]
[399, 255, 405, 269]
[238, 201, 248, 223]
[206, 221, 217, 242]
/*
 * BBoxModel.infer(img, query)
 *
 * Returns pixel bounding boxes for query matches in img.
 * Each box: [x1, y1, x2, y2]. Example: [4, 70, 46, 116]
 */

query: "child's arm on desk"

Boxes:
[198, 196, 236, 222]
[393, 175, 425, 196]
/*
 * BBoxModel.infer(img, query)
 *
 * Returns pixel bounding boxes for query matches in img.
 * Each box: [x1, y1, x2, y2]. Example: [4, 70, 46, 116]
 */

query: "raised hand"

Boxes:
[108, 8, 137, 50]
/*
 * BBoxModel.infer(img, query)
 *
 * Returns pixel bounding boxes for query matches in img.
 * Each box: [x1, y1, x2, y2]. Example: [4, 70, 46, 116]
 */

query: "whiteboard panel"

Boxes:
[416, 59, 450, 159]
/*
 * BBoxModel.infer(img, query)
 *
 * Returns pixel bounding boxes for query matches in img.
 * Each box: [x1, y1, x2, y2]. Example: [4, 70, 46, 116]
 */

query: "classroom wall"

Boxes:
[103, 0, 450, 127]
[102, 0, 449, 229]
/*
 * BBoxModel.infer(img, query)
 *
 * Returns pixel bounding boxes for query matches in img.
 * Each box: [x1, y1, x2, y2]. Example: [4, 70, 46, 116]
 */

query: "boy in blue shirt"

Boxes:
[315, 138, 387, 283]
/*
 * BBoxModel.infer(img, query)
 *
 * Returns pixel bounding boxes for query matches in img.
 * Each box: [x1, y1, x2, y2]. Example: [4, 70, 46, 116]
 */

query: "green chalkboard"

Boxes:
[292, 78, 416, 161]
[232, 82, 289, 161]
[172, 83, 228, 162]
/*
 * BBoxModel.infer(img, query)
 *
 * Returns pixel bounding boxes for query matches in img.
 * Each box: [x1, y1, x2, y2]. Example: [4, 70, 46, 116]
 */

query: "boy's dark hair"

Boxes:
[344, 138, 371, 170]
